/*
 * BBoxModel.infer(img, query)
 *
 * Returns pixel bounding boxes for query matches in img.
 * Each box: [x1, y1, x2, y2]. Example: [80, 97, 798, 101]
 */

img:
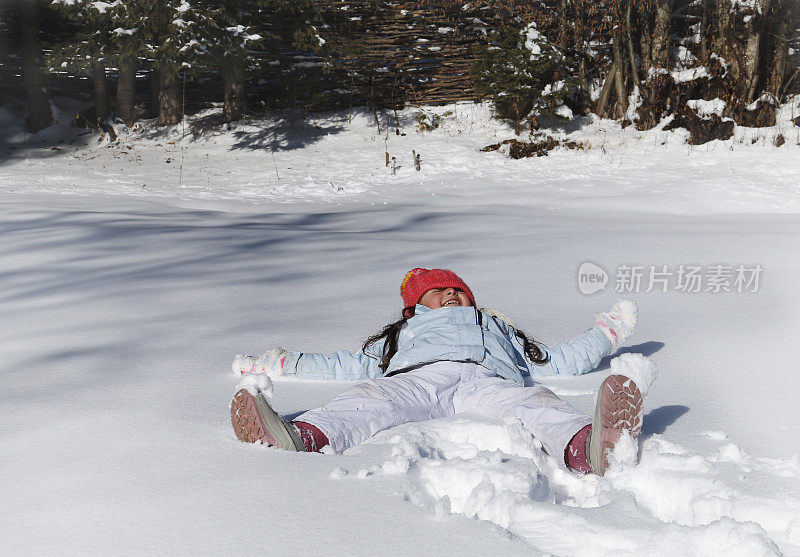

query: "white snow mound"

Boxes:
[608, 353, 658, 396]
[235, 373, 274, 399]
[340, 414, 799, 555]
[606, 429, 638, 470]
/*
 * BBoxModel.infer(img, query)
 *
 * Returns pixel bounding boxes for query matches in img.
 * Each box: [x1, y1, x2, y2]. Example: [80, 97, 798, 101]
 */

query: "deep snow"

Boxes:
[1, 100, 799, 555]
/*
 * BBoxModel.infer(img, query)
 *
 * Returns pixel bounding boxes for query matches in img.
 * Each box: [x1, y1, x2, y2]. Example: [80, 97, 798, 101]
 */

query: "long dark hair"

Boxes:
[363, 308, 550, 373]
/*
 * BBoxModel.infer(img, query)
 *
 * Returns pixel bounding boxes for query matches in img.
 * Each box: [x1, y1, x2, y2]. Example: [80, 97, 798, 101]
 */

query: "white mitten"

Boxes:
[232, 347, 288, 377]
[594, 299, 637, 348]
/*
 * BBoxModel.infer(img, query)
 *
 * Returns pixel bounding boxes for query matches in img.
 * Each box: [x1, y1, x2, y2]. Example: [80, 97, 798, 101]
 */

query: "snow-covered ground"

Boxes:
[1, 100, 799, 555]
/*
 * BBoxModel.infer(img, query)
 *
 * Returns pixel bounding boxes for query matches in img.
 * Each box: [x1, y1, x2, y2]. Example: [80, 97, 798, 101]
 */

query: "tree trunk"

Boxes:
[19, 0, 52, 132]
[578, 57, 590, 97]
[557, 0, 569, 49]
[596, 61, 618, 119]
[116, 57, 137, 125]
[766, 5, 790, 99]
[573, 3, 590, 95]
[92, 60, 109, 122]
[149, 67, 160, 119]
[158, 68, 182, 126]
[222, 60, 245, 122]
[743, 26, 762, 101]
[699, 0, 709, 61]
[612, 33, 629, 118]
[651, 0, 673, 70]
[714, 0, 743, 82]
[639, 12, 653, 77]
[625, 2, 640, 86]
[639, 0, 673, 116]
[743, 0, 772, 102]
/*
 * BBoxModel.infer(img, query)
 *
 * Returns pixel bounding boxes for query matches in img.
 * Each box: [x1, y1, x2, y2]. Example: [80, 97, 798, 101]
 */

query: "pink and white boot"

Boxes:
[587, 374, 644, 475]
[230, 388, 328, 452]
[567, 354, 657, 475]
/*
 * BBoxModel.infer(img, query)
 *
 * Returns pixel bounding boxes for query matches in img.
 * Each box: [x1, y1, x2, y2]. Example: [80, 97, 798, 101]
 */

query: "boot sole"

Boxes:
[230, 389, 304, 451]
[589, 374, 643, 475]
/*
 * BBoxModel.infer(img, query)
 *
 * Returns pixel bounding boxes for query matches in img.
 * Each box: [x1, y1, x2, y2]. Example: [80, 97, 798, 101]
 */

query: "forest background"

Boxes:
[2, 0, 799, 142]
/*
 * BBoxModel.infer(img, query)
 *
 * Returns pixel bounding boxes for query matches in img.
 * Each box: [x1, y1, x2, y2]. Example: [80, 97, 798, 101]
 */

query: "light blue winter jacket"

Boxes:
[281, 305, 612, 385]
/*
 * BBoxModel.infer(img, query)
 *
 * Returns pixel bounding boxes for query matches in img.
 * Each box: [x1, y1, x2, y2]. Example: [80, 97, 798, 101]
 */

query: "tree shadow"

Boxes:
[230, 112, 347, 152]
[0, 207, 447, 310]
[537, 114, 595, 135]
[1, 106, 352, 166]
[0, 203, 464, 402]
[0, 122, 103, 166]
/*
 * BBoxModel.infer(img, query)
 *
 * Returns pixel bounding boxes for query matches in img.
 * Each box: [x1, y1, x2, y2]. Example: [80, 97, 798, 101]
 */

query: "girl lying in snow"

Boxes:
[230, 268, 656, 475]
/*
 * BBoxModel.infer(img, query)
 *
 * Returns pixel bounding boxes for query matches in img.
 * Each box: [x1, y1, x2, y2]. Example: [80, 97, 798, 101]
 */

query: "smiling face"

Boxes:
[418, 287, 473, 310]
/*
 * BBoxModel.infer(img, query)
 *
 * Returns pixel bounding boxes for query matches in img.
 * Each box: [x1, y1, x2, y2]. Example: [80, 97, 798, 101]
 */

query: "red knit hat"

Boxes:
[400, 268, 475, 310]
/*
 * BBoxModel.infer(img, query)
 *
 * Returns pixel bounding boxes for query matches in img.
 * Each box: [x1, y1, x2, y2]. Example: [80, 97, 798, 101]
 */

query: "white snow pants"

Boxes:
[295, 361, 591, 469]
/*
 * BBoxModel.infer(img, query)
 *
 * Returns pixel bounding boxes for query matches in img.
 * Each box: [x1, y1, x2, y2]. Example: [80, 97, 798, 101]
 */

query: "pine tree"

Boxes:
[50, 0, 114, 122]
[20, 0, 53, 132]
[473, 23, 572, 135]
[130, 0, 213, 125]
[184, 0, 336, 121]
[50, 0, 147, 125]
[190, 0, 270, 122]
[51, 0, 221, 126]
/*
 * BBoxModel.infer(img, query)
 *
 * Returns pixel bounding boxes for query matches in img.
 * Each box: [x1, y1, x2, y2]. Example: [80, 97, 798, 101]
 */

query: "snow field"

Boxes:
[2, 189, 799, 554]
[1, 100, 800, 554]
